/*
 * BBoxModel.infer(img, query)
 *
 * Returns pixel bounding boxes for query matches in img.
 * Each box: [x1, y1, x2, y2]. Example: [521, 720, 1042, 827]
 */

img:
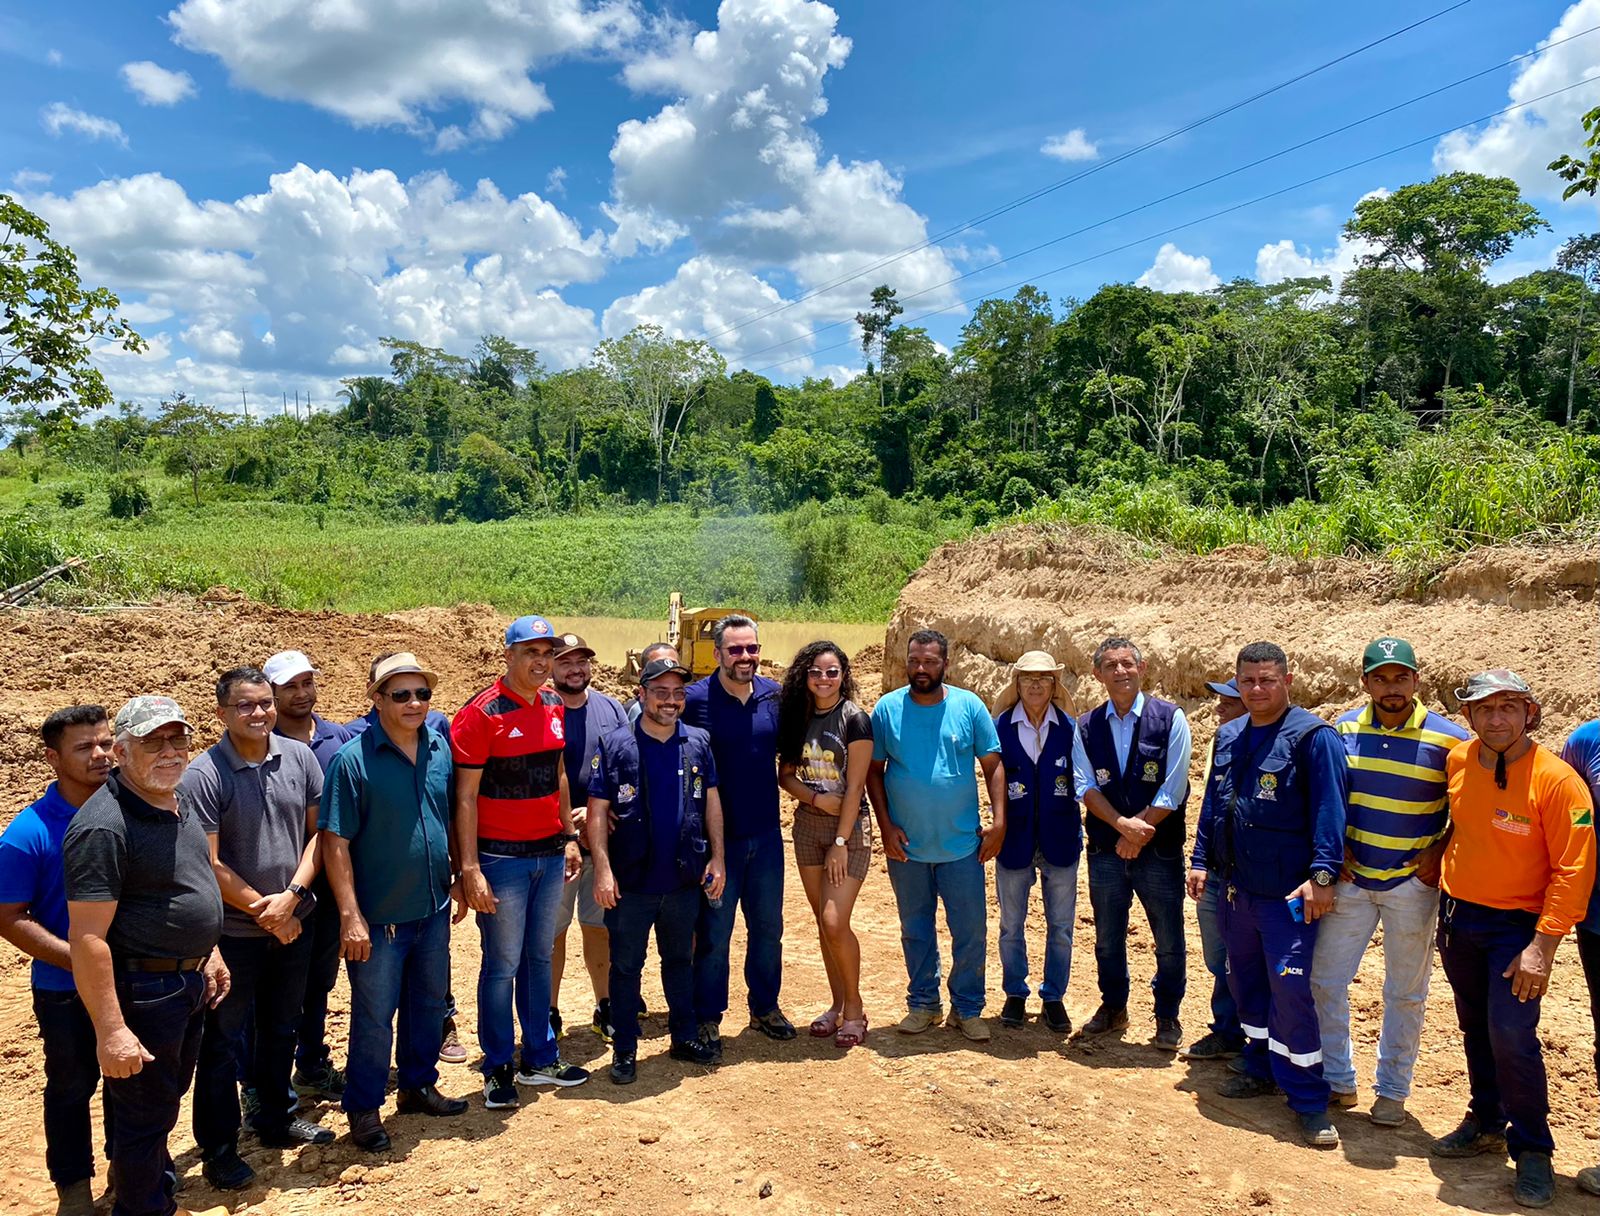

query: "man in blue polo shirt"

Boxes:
[683, 614, 793, 1058]
[1310, 638, 1467, 1129]
[1561, 717, 1600, 1197]
[0, 705, 114, 1216]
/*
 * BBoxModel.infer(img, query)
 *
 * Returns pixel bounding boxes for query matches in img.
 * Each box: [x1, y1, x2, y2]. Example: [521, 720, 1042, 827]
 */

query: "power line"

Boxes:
[750, 72, 1600, 376]
[693, 0, 1476, 345]
[732, 25, 1600, 368]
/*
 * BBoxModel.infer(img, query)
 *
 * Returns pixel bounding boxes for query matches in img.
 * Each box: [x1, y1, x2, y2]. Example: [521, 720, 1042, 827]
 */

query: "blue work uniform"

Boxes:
[1193, 706, 1347, 1113]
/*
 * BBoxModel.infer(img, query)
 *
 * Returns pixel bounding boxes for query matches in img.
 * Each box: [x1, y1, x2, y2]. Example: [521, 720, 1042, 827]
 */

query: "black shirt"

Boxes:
[64, 770, 224, 960]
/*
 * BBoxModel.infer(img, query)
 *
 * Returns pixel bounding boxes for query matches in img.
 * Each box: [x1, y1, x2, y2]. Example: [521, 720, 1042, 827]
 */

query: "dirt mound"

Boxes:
[886, 523, 1600, 738]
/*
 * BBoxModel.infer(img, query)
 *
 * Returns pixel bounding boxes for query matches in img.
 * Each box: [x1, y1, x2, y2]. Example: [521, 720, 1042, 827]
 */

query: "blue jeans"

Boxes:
[476, 852, 566, 1072]
[885, 851, 987, 1018]
[694, 828, 785, 1024]
[344, 908, 451, 1114]
[995, 855, 1078, 1001]
[1087, 846, 1187, 1019]
[33, 987, 108, 1186]
[607, 884, 699, 1056]
[1310, 876, 1439, 1099]
[1438, 898, 1551, 1158]
[1196, 880, 1243, 1043]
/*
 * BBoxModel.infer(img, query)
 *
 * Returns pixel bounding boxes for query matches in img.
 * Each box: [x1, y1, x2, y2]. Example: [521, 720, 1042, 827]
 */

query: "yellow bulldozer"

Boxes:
[623, 593, 758, 679]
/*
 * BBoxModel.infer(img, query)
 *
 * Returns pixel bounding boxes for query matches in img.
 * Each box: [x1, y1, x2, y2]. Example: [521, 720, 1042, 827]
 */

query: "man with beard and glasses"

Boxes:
[548, 633, 629, 1042]
[868, 629, 1006, 1043]
[1309, 639, 1467, 1129]
[684, 614, 792, 1058]
[628, 643, 679, 725]
[65, 696, 230, 1216]
[0, 706, 114, 1216]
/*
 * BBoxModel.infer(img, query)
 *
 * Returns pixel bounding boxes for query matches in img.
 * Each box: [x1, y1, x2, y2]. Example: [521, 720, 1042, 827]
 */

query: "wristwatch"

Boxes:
[833, 836, 848, 848]
[288, 882, 309, 899]
[1310, 869, 1336, 887]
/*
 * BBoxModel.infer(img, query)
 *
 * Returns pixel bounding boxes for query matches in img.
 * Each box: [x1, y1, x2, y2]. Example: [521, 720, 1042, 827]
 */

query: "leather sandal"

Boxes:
[810, 1008, 841, 1037]
[835, 1017, 868, 1048]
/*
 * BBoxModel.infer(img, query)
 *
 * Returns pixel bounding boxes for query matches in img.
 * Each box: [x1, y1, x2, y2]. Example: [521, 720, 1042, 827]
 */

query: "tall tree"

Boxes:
[855, 284, 903, 411]
[592, 324, 726, 499]
[1555, 234, 1600, 428]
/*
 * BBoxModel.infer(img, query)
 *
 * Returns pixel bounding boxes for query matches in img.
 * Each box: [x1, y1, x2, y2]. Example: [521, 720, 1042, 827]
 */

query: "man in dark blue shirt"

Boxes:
[682, 614, 792, 1058]
[0, 706, 114, 1216]
[589, 658, 726, 1085]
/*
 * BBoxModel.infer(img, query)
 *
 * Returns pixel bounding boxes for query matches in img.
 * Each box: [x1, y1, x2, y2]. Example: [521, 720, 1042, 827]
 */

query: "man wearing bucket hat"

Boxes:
[1078, 637, 1193, 1053]
[452, 615, 588, 1110]
[64, 695, 229, 1216]
[991, 652, 1111, 1033]
[1309, 638, 1467, 1129]
[1430, 670, 1594, 1208]
[320, 653, 466, 1152]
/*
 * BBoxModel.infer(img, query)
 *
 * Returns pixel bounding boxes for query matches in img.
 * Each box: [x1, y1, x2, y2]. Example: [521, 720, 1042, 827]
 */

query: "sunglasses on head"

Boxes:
[723, 643, 760, 657]
[385, 687, 434, 703]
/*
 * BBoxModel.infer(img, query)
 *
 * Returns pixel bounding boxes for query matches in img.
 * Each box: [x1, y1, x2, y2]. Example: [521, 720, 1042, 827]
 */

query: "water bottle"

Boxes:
[704, 870, 722, 909]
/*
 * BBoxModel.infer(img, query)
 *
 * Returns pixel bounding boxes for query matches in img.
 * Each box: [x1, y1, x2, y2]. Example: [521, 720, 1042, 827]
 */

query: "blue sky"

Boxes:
[3, 0, 1599, 406]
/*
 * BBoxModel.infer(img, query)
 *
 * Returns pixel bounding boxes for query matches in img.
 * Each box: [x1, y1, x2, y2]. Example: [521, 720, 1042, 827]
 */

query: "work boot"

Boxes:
[348, 1109, 390, 1153]
[54, 1180, 93, 1216]
[896, 1008, 942, 1034]
[1216, 1072, 1279, 1099]
[1299, 1111, 1340, 1149]
[200, 1144, 255, 1191]
[1430, 1116, 1508, 1159]
[999, 996, 1027, 1028]
[396, 1085, 467, 1117]
[1575, 1164, 1600, 1196]
[1369, 1096, 1407, 1127]
[1514, 1152, 1555, 1208]
[1081, 1004, 1128, 1036]
[1041, 1000, 1072, 1034]
[1153, 1018, 1183, 1052]
[1329, 1088, 1358, 1110]
[946, 1011, 991, 1042]
[1181, 1031, 1244, 1060]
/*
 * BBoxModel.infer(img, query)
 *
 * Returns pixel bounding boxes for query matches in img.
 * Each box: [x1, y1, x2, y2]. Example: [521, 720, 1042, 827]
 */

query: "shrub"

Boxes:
[108, 475, 153, 519]
[56, 486, 87, 509]
[0, 512, 67, 587]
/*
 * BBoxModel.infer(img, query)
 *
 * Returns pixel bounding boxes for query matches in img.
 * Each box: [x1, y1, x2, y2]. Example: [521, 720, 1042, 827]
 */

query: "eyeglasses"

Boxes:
[723, 643, 760, 657]
[645, 687, 687, 702]
[228, 699, 276, 715]
[807, 667, 842, 679]
[385, 687, 434, 703]
[135, 730, 193, 754]
[1018, 675, 1055, 687]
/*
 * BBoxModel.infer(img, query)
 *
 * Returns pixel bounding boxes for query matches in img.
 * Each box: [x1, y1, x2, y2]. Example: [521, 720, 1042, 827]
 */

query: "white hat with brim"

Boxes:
[994, 651, 1071, 716]
[367, 652, 439, 699]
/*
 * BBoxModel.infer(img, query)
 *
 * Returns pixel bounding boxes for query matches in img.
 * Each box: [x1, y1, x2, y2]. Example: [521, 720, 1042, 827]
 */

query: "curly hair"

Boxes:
[777, 640, 857, 766]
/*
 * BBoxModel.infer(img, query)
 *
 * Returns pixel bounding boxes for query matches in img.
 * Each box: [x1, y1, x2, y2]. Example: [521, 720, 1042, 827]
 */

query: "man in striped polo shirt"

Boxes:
[1309, 637, 1467, 1129]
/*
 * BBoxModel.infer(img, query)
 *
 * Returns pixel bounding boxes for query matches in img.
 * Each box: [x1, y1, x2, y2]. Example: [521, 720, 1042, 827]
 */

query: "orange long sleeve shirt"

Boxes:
[1441, 740, 1596, 937]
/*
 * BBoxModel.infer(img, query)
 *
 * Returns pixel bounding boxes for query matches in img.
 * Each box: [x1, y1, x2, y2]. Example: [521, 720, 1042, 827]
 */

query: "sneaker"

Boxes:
[592, 999, 615, 1043]
[1329, 1088, 1359, 1110]
[750, 1008, 797, 1041]
[1216, 1072, 1280, 1099]
[54, 1180, 94, 1216]
[1430, 1117, 1508, 1159]
[292, 1060, 346, 1100]
[483, 1064, 518, 1110]
[1153, 1018, 1183, 1052]
[999, 996, 1027, 1028]
[348, 1109, 390, 1153]
[1180, 1031, 1244, 1060]
[240, 1086, 261, 1121]
[255, 1117, 335, 1147]
[396, 1085, 468, 1117]
[610, 1052, 637, 1085]
[1227, 1055, 1249, 1075]
[946, 1011, 991, 1042]
[1514, 1152, 1555, 1208]
[1369, 1096, 1407, 1128]
[201, 1145, 255, 1191]
[516, 1058, 590, 1088]
[438, 1017, 468, 1065]
[896, 1008, 942, 1035]
[1081, 1004, 1128, 1036]
[1299, 1111, 1340, 1148]
[1041, 1000, 1072, 1034]
[549, 1006, 565, 1040]
[698, 1022, 723, 1063]
[669, 1037, 718, 1065]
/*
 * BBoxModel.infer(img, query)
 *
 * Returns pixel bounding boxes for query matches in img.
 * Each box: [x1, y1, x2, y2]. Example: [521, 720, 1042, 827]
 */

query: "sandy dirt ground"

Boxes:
[0, 531, 1596, 1215]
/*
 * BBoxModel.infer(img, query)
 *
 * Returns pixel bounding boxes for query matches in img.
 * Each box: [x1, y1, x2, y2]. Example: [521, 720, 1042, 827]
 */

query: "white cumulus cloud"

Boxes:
[1041, 128, 1097, 162]
[40, 103, 128, 146]
[121, 61, 198, 106]
[1254, 189, 1389, 292]
[1136, 242, 1220, 293]
[11, 169, 53, 190]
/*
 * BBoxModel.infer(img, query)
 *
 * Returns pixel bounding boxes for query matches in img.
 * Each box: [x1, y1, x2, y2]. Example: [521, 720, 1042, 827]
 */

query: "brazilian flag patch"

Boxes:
[1572, 804, 1594, 827]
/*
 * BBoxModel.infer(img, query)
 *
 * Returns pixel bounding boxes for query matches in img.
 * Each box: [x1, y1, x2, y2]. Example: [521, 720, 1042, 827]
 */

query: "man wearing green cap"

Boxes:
[1310, 639, 1468, 1129]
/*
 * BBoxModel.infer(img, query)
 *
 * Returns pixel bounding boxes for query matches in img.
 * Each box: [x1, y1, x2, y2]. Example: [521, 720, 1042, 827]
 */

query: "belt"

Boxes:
[119, 956, 207, 973]
[477, 834, 571, 858]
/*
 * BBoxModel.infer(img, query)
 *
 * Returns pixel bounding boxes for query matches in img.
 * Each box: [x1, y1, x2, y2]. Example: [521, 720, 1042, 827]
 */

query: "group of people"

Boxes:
[2, 615, 1599, 1216]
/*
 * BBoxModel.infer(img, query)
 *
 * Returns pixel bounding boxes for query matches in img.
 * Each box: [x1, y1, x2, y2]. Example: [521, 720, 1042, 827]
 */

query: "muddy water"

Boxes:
[559, 616, 885, 668]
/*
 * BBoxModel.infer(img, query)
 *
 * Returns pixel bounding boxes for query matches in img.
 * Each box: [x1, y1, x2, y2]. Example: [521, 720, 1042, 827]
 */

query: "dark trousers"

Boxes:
[1578, 927, 1600, 1089]
[1087, 846, 1188, 1019]
[607, 884, 699, 1057]
[296, 890, 344, 1070]
[33, 987, 108, 1186]
[193, 932, 313, 1152]
[106, 970, 206, 1216]
[694, 828, 785, 1024]
[1439, 898, 1552, 1157]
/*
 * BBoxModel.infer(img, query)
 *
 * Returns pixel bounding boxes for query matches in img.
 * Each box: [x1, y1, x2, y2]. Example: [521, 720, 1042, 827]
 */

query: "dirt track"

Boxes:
[0, 531, 1598, 1215]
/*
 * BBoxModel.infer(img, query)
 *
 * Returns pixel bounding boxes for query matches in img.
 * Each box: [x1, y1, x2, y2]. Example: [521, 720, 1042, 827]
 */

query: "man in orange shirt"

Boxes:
[1431, 670, 1595, 1210]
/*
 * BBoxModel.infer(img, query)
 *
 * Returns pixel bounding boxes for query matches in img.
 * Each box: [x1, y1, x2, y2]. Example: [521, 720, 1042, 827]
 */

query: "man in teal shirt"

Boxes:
[868, 629, 1007, 1042]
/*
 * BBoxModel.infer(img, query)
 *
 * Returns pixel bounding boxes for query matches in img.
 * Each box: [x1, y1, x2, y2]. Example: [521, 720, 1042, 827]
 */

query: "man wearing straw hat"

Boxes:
[991, 652, 1113, 1033]
[1429, 669, 1594, 1209]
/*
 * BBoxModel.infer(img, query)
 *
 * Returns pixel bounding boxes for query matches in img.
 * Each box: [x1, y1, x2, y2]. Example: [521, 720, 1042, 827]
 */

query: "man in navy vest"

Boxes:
[589, 657, 726, 1085]
[1078, 637, 1192, 1052]
[1190, 640, 1348, 1149]
[992, 652, 1114, 1033]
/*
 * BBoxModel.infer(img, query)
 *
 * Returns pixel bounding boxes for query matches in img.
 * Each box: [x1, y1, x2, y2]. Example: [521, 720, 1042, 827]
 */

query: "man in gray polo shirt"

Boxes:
[183, 666, 331, 1191]
[65, 695, 228, 1216]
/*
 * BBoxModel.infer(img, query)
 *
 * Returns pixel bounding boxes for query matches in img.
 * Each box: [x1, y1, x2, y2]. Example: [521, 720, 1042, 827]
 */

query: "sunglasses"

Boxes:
[385, 687, 434, 703]
[807, 667, 843, 679]
[135, 730, 193, 754]
[723, 643, 761, 657]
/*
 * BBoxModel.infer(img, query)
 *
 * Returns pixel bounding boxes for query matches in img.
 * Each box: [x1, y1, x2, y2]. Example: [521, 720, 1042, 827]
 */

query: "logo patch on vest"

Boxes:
[617, 783, 637, 803]
[693, 775, 703, 800]
[1492, 807, 1532, 836]
[1142, 760, 1160, 783]
[1095, 768, 1111, 785]
[1257, 773, 1278, 800]
[1054, 775, 1072, 796]
[1007, 781, 1026, 800]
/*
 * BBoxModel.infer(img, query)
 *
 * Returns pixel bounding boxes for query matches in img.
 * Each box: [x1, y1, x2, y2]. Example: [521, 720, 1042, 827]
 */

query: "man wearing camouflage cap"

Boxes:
[64, 696, 229, 1216]
[1431, 670, 1595, 1209]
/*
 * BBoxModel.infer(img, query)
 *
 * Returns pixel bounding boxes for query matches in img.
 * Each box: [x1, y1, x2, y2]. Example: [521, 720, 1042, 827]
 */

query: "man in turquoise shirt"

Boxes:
[868, 629, 1006, 1042]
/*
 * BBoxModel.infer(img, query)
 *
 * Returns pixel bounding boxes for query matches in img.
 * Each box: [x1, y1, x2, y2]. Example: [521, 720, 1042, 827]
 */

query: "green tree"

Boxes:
[1548, 104, 1600, 200]
[855, 284, 903, 411]
[155, 392, 231, 506]
[592, 324, 726, 500]
[1555, 234, 1600, 428]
